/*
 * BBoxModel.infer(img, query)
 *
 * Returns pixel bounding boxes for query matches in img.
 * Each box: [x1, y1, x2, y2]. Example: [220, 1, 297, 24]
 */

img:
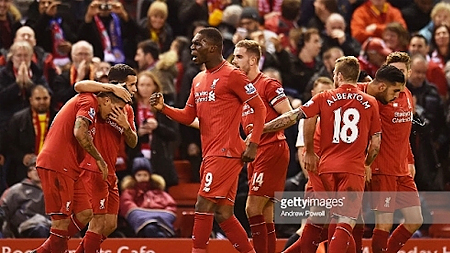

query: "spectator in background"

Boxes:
[0, 155, 50, 238]
[249, 30, 281, 71]
[264, 0, 301, 49]
[138, 0, 173, 53]
[1, 26, 58, 86]
[216, 4, 243, 60]
[119, 157, 177, 238]
[5, 85, 55, 186]
[169, 36, 190, 95]
[382, 22, 410, 52]
[278, 28, 323, 101]
[409, 33, 449, 101]
[407, 54, 447, 190]
[0, 0, 21, 51]
[401, 0, 433, 34]
[127, 71, 179, 188]
[233, 7, 278, 54]
[0, 41, 49, 136]
[321, 12, 360, 57]
[32, 0, 77, 68]
[419, 2, 450, 43]
[430, 24, 450, 70]
[134, 39, 160, 72]
[150, 49, 178, 106]
[358, 37, 392, 78]
[351, 0, 407, 44]
[178, 0, 208, 38]
[258, 0, 282, 17]
[308, 0, 338, 32]
[303, 46, 343, 101]
[94, 61, 111, 83]
[52, 40, 95, 109]
[78, 0, 139, 65]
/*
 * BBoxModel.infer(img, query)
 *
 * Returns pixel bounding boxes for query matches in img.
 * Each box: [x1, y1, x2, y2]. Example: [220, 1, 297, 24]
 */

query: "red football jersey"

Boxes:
[359, 84, 414, 176]
[241, 73, 287, 146]
[165, 61, 263, 158]
[80, 105, 136, 175]
[300, 84, 381, 176]
[37, 93, 98, 180]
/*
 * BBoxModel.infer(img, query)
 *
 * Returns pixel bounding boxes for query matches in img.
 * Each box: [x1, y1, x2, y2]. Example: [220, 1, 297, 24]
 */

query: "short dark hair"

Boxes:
[108, 64, 136, 83]
[198, 27, 223, 48]
[97, 92, 127, 104]
[137, 39, 160, 60]
[375, 64, 405, 86]
[410, 33, 428, 46]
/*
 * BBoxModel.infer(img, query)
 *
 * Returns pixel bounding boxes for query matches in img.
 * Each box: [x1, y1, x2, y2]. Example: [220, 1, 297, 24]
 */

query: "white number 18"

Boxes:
[332, 107, 360, 144]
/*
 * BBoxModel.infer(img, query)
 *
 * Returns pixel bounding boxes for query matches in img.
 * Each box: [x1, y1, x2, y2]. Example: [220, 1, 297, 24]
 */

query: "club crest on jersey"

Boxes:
[303, 100, 314, 107]
[245, 83, 256, 94]
[211, 78, 219, 89]
[88, 107, 96, 120]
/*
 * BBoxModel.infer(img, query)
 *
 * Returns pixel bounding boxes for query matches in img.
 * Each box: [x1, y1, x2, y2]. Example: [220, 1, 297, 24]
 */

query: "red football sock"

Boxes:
[192, 212, 214, 250]
[372, 229, 389, 253]
[352, 223, 364, 253]
[299, 221, 324, 253]
[328, 223, 353, 253]
[266, 222, 276, 253]
[249, 215, 267, 253]
[219, 215, 254, 253]
[68, 214, 85, 237]
[35, 237, 51, 253]
[386, 224, 412, 253]
[83, 231, 102, 253]
[48, 228, 69, 253]
[318, 225, 328, 243]
[328, 218, 338, 243]
[346, 233, 356, 253]
[74, 237, 85, 253]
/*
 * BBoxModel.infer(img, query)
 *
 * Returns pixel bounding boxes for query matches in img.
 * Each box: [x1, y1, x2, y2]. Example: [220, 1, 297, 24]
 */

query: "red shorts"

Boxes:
[369, 174, 420, 212]
[304, 171, 326, 199]
[199, 156, 242, 205]
[81, 170, 120, 215]
[37, 167, 90, 216]
[320, 173, 365, 219]
[248, 141, 289, 200]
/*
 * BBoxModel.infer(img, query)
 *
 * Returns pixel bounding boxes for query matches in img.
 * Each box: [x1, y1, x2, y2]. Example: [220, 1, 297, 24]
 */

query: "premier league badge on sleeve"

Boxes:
[245, 83, 256, 94]
[88, 107, 96, 120]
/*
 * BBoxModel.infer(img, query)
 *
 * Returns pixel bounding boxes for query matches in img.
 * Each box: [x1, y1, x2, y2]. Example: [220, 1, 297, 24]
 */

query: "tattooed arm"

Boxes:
[73, 116, 108, 180]
[263, 107, 304, 133]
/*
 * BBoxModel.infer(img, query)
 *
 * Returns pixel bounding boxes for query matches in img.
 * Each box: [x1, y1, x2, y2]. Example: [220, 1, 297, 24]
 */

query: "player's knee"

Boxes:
[215, 208, 233, 223]
[104, 221, 117, 235]
[245, 204, 261, 218]
[75, 209, 94, 225]
[375, 223, 393, 232]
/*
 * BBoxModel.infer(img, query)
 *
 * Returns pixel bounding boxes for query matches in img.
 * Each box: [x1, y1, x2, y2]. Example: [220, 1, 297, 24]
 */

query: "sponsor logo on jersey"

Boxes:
[245, 83, 256, 95]
[88, 108, 96, 120]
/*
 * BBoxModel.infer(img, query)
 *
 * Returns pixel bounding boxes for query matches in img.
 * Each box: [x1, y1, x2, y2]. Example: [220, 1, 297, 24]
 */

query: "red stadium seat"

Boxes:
[179, 211, 196, 238]
[429, 209, 450, 238]
[174, 160, 192, 184]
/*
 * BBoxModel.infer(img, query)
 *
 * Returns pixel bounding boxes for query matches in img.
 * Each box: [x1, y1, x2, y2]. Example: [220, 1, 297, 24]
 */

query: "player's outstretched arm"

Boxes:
[263, 108, 304, 133]
[73, 116, 108, 180]
[150, 92, 197, 125]
[74, 80, 132, 103]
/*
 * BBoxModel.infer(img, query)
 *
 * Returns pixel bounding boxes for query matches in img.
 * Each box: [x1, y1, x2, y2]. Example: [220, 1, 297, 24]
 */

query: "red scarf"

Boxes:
[32, 110, 50, 154]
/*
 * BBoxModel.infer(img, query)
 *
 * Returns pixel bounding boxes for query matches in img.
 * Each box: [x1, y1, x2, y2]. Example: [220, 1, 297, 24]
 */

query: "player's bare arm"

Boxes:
[109, 105, 138, 148]
[242, 142, 258, 163]
[364, 132, 381, 183]
[149, 92, 165, 111]
[74, 80, 132, 103]
[303, 116, 319, 173]
[263, 108, 304, 133]
[74, 116, 108, 180]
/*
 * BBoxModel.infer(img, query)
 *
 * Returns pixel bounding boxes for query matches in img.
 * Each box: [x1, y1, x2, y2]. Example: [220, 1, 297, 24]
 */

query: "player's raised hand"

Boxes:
[109, 105, 129, 129]
[242, 142, 258, 163]
[304, 150, 319, 173]
[111, 84, 132, 103]
[150, 92, 165, 111]
[96, 158, 108, 181]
